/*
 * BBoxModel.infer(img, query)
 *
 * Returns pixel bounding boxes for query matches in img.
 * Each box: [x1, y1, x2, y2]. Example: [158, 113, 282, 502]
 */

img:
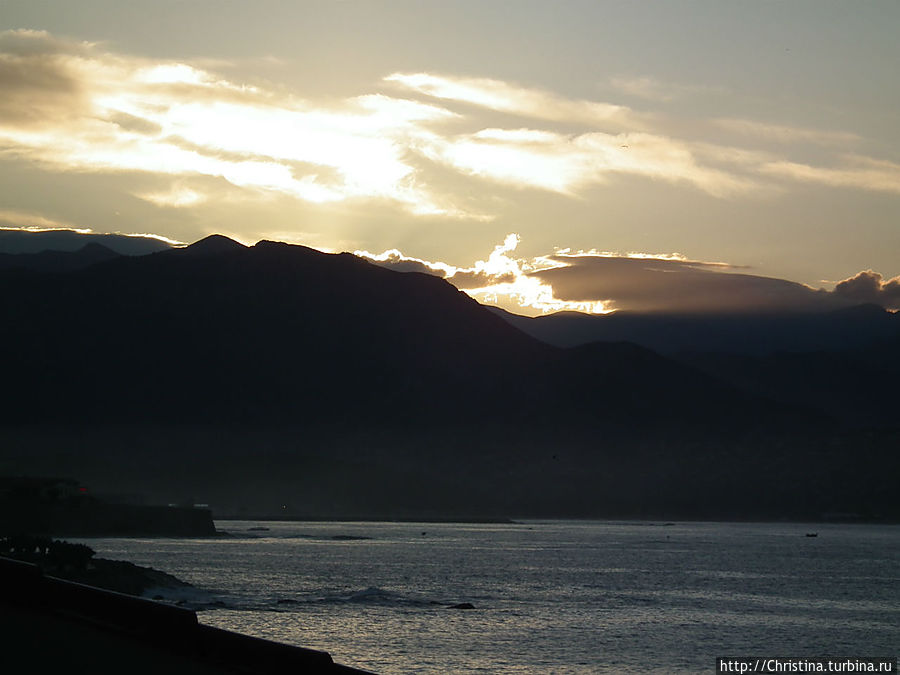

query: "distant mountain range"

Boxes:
[0, 234, 896, 521]
[489, 305, 900, 428]
[0, 229, 174, 256]
[0, 242, 121, 273]
[488, 304, 900, 355]
[1, 235, 776, 431]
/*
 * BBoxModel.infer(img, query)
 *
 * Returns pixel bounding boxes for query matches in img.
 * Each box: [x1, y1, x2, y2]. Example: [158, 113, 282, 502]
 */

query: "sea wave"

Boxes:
[144, 585, 227, 610]
[160, 584, 478, 613]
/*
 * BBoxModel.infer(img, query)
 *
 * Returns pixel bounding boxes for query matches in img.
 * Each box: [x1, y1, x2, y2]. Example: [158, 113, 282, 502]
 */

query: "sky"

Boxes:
[1, 0, 898, 314]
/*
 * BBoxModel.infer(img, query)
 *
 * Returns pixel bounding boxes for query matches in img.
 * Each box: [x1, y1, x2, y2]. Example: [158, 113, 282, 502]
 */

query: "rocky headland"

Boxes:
[0, 535, 191, 597]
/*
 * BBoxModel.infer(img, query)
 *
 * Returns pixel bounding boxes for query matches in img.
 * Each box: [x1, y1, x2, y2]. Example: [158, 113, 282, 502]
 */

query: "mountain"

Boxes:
[489, 305, 900, 428]
[173, 233, 247, 257]
[0, 229, 175, 256]
[0, 243, 121, 273]
[489, 304, 900, 355]
[0, 236, 785, 430]
[680, 334, 900, 429]
[0, 236, 895, 521]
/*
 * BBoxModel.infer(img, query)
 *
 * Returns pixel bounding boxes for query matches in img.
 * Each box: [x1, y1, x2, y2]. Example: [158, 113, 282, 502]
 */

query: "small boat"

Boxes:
[805, 532, 818, 537]
[248, 526, 270, 532]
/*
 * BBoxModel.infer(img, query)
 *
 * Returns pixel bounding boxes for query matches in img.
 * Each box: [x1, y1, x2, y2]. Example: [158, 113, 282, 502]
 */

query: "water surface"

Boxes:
[80, 520, 900, 673]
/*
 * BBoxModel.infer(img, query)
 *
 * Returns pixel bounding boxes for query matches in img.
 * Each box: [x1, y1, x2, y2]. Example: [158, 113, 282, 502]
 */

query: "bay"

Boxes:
[77, 520, 900, 674]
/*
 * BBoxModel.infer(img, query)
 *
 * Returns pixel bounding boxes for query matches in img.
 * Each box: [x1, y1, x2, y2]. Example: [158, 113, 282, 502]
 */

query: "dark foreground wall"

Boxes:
[0, 556, 369, 674]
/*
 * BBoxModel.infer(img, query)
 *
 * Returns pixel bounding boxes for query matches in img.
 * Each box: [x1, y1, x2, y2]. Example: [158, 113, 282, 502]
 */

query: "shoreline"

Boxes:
[0, 555, 370, 674]
[213, 514, 900, 526]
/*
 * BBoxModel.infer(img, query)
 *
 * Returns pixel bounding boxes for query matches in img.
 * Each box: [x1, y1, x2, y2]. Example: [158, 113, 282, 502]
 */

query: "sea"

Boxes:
[77, 520, 899, 674]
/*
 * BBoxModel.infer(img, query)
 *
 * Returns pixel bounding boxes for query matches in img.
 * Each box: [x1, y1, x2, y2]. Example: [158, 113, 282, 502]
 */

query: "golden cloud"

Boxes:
[714, 118, 861, 146]
[385, 72, 643, 130]
[759, 156, 900, 194]
[418, 128, 759, 197]
[833, 269, 900, 309]
[359, 235, 899, 316]
[0, 30, 473, 217]
[1, 28, 896, 229]
[359, 234, 612, 316]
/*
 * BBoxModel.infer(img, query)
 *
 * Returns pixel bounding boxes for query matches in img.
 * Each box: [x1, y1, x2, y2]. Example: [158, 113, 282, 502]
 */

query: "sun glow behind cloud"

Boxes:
[0, 221, 184, 246]
[358, 234, 900, 315]
[0, 209, 86, 233]
[359, 233, 614, 315]
[385, 72, 640, 130]
[1, 26, 899, 303]
[136, 185, 209, 208]
[0, 30, 471, 217]
[1, 26, 896, 236]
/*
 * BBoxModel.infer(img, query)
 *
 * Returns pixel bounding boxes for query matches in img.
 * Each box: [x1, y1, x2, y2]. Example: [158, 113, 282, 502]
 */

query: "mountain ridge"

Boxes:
[488, 304, 900, 355]
[488, 305, 900, 428]
[0, 237, 797, 432]
[1, 234, 895, 521]
[0, 242, 121, 274]
[0, 229, 174, 256]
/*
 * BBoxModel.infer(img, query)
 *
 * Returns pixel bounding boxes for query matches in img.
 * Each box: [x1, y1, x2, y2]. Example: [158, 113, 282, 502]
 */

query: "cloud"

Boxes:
[108, 111, 163, 135]
[525, 255, 900, 314]
[0, 30, 757, 213]
[386, 72, 641, 130]
[419, 128, 758, 197]
[389, 73, 763, 196]
[2, 27, 898, 238]
[832, 270, 900, 310]
[759, 156, 900, 194]
[0, 30, 475, 218]
[529, 255, 842, 314]
[362, 236, 900, 316]
[0, 209, 83, 232]
[609, 76, 678, 102]
[354, 248, 459, 278]
[362, 235, 834, 315]
[449, 235, 611, 314]
[608, 76, 727, 103]
[715, 118, 860, 146]
[136, 184, 209, 208]
[360, 234, 610, 315]
[0, 30, 91, 126]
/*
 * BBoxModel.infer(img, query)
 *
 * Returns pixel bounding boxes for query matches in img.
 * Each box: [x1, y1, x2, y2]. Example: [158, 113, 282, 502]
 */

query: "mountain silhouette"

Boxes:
[175, 233, 247, 257]
[490, 304, 900, 355]
[490, 305, 900, 428]
[680, 333, 900, 428]
[0, 237, 783, 430]
[0, 229, 174, 256]
[0, 236, 895, 521]
[0, 243, 121, 274]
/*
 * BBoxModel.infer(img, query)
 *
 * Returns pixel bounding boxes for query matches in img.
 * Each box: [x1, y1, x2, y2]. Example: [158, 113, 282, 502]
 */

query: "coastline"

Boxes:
[212, 513, 900, 525]
[0, 555, 371, 674]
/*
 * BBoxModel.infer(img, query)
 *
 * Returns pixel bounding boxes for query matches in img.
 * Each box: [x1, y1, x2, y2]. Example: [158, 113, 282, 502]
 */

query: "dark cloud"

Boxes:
[0, 31, 87, 125]
[530, 256, 841, 314]
[833, 270, 900, 310]
[0, 29, 267, 134]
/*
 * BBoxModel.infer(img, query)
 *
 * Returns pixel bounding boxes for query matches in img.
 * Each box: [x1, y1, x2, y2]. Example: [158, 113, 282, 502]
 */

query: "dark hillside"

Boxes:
[1, 235, 894, 521]
[1, 236, 768, 431]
